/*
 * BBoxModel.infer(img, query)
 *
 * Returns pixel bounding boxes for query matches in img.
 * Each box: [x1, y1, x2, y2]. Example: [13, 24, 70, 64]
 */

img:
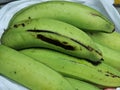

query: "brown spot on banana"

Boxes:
[14, 71, 17, 74]
[98, 69, 120, 78]
[105, 71, 120, 78]
[28, 17, 31, 19]
[90, 12, 100, 17]
[70, 38, 102, 57]
[98, 69, 102, 73]
[13, 23, 25, 28]
[37, 34, 75, 50]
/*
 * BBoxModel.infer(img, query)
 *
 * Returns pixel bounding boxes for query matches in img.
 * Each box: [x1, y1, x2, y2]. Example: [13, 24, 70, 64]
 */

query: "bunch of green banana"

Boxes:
[87, 31, 120, 51]
[86, 31, 120, 71]
[0, 45, 75, 90]
[20, 48, 120, 88]
[95, 43, 120, 71]
[8, 1, 114, 32]
[0, 45, 120, 89]
[1, 18, 103, 63]
[0, 1, 120, 90]
[0, 45, 102, 90]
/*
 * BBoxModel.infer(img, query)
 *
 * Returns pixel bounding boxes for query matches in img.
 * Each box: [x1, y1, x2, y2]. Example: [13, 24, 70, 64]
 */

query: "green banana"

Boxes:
[95, 43, 120, 71]
[65, 77, 100, 90]
[0, 45, 75, 90]
[9, 1, 114, 32]
[20, 48, 120, 87]
[1, 18, 103, 63]
[87, 31, 120, 51]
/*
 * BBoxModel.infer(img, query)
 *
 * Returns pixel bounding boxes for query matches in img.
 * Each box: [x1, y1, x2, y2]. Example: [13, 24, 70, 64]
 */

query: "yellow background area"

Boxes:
[114, 0, 120, 4]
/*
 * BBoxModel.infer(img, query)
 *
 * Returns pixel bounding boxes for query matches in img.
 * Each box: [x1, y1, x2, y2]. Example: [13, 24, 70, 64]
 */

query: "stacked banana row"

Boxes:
[0, 1, 120, 90]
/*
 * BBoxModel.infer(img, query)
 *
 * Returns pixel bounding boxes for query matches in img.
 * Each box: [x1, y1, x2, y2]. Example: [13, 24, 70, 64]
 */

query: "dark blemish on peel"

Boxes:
[98, 69, 102, 72]
[112, 28, 115, 33]
[91, 61, 101, 65]
[28, 17, 31, 19]
[13, 24, 18, 28]
[87, 46, 94, 51]
[105, 74, 109, 77]
[70, 38, 102, 57]
[62, 41, 68, 44]
[89, 32, 94, 35]
[105, 71, 120, 78]
[90, 12, 100, 17]
[13, 23, 25, 28]
[14, 71, 17, 74]
[21, 23, 25, 27]
[27, 30, 44, 32]
[37, 34, 75, 50]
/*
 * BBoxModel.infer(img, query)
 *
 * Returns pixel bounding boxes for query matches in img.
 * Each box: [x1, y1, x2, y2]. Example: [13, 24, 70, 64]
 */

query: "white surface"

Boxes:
[0, 0, 120, 90]
[117, 88, 120, 90]
[0, 76, 28, 90]
[100, 0, 120, 32]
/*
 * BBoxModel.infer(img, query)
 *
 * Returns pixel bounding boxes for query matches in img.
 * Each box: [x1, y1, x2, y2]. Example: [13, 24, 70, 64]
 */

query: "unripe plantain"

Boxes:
[65, 77, 100, 90]
[95, 43, 120, 71]
[0, 45, 75, 90]
[1, 18, 102, 63]
[87, 31, 120, 51]
[20, 48, 120, 87]
[9, 1, 114, 32]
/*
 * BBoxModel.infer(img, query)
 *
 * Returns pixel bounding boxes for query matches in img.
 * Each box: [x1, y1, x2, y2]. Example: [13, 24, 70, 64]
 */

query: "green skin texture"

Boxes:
[20, 48, 120, 87]
[96, 43, 120, 71]
[1, 18, 102, 63]
[9, 1, 114, 32]
[88, 31, 120, 51]
[65, 77, 100, 90]
[0, 45, 75, 90]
